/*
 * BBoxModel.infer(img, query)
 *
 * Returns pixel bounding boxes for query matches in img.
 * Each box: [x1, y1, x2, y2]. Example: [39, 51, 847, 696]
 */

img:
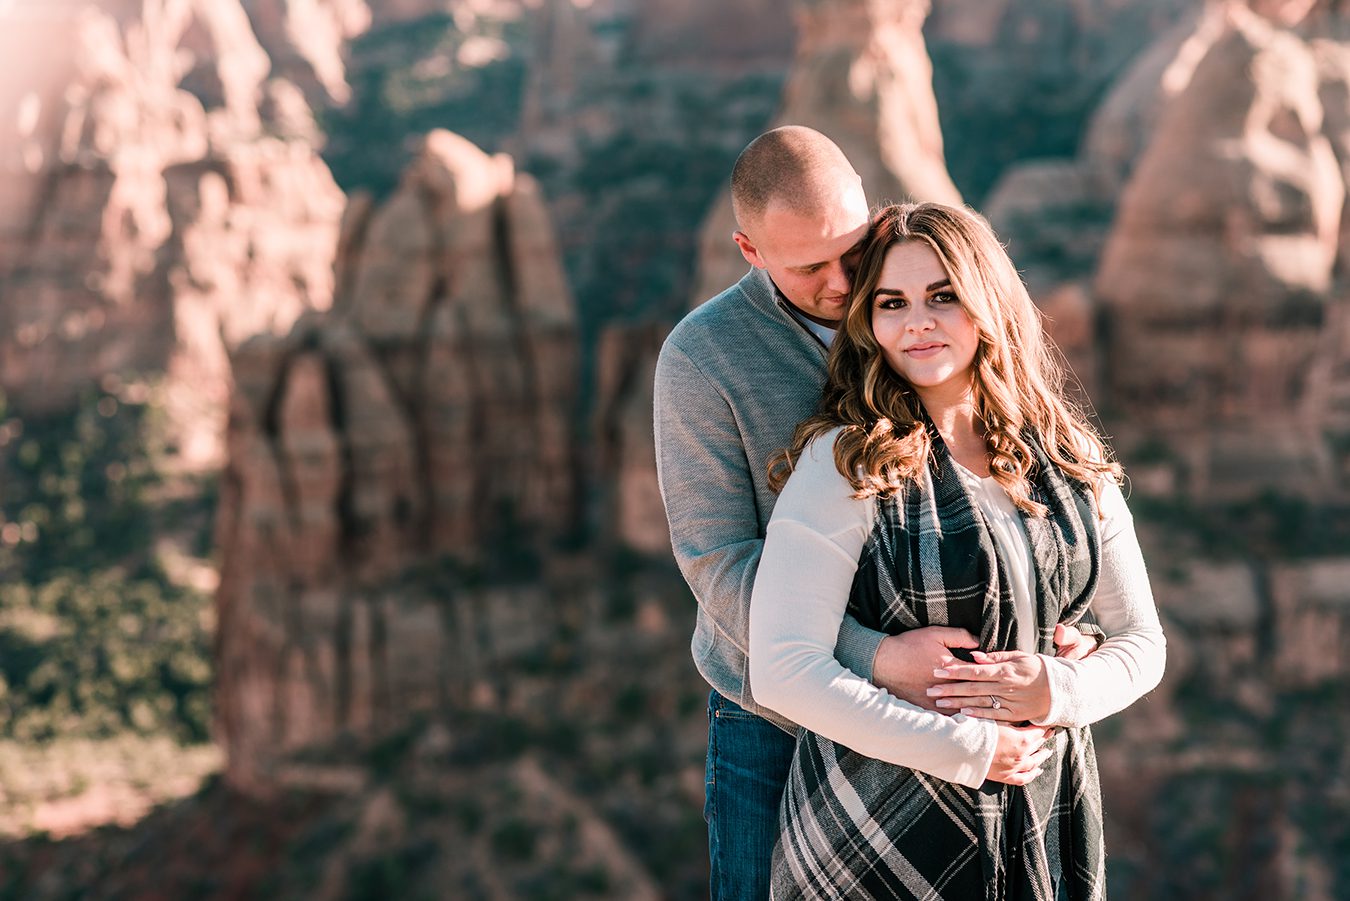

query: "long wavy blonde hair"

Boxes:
[768, 202, 1120, 515]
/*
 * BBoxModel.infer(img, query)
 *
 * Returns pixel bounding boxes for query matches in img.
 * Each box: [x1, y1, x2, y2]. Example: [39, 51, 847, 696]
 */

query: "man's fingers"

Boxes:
[1054, 626, 1098, 660]
[1053, 623, 1079, 646]
[929, 627, 980, 648]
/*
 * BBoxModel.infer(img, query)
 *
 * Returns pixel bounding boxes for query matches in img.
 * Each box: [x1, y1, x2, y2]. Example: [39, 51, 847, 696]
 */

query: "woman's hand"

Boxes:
[986, 723, 1055, 785]
[927, 650, 1053, 723]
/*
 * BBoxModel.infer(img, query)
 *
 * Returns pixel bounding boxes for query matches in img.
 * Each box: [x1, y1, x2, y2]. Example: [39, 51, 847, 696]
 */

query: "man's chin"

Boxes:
[818, 297, 849, 319]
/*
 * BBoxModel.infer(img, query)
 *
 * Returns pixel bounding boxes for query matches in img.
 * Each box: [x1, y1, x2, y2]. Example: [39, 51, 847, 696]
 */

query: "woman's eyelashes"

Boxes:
[875, 291, 960, 310]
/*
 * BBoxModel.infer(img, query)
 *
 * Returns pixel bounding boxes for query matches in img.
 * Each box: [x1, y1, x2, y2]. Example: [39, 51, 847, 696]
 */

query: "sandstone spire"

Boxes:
[214, 130, 579, 791]
[1095, 7, 1345, 496]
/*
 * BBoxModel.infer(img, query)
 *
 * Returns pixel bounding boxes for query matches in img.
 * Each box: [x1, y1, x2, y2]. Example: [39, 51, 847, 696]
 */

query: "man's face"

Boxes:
[733, 180, 870, 327]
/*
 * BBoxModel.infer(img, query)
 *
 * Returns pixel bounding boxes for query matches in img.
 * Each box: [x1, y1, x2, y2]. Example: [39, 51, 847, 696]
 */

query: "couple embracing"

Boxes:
[654, 127, 1166, 901]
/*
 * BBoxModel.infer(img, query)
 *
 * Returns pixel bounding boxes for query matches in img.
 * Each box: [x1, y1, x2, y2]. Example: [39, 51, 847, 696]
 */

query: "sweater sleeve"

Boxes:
[749, 429, 999, 789]
[653, 340, 886, 698]
[1034, 481, 1167, 728]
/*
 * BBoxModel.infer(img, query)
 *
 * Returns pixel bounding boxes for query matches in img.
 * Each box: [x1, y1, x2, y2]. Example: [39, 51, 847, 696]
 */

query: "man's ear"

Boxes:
[733, 231, 766, 269]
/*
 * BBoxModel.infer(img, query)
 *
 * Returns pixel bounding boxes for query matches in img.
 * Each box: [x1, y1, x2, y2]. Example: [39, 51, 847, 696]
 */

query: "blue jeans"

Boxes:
[704, 690, 797, 901]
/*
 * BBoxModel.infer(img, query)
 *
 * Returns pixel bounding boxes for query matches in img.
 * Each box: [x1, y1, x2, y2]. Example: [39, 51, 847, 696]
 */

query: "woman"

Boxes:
[747, 202, 1165, 900]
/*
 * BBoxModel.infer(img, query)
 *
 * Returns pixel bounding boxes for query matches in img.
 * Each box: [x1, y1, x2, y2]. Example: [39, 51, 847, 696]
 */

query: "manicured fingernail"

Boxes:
[933, 668, 949, 677]
[935, 699, 951, 708]
[925, 687, 940, 696]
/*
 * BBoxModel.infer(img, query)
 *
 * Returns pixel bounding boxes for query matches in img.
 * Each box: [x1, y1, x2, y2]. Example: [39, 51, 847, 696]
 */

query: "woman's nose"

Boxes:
[906, 311, 935, 333]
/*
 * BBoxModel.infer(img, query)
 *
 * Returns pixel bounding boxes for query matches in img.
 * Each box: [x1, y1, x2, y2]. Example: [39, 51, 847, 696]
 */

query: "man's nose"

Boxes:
[824, 261, 850, 294]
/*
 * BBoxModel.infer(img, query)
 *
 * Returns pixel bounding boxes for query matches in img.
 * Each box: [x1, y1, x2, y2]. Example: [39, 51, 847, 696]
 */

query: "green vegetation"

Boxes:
[927, 2, 1192, 203]
[0, 386, 214, 743]
[321, 14, 529, 200]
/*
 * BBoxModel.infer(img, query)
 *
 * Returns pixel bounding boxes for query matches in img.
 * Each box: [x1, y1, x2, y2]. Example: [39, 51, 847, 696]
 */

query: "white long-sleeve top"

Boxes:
[748, 427, 1167, 789]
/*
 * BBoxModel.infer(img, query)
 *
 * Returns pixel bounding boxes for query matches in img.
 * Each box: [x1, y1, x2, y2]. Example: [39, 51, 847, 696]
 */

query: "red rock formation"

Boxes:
[593, 322, 670, 556]
[1270, 557, 1350, 687]
[1095, 8, 1345, 498]
[626, 0, 795, 71]
[1080, 6, 1224, 195]
[238, 0, 371, 105]
[0, 0, 343, 467]
[692, 0, 962, 306]
[214, 130, 579, 791]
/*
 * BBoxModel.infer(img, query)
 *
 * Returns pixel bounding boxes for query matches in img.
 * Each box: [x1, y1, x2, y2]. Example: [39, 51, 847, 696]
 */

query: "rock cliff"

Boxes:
[1096, 7, 1345, 498]
[0, 0, 343, 466]
[214, 130, 580, 790]
[238, 0, 372, 105]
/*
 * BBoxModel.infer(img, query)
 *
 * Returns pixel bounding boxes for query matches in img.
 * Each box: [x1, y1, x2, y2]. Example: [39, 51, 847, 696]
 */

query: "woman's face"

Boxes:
[869, 241, 980, 403]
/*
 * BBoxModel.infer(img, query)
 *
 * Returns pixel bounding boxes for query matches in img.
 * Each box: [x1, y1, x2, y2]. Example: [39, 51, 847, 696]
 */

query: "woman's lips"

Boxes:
[904, 342, 945, 358]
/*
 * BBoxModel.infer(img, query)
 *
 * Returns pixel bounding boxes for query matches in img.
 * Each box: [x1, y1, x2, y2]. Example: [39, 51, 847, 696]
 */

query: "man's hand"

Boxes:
[871, 627, 979, 711]
[1053, 623, 1099, 661]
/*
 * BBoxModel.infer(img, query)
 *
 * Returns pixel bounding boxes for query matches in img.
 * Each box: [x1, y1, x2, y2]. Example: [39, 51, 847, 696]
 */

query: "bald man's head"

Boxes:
[729, 127, 870, 327]
[730, 126, 862, 233]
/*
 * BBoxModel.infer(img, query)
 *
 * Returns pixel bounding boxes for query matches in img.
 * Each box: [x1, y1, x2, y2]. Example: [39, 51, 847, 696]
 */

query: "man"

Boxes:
[654, 126, 1095, 899]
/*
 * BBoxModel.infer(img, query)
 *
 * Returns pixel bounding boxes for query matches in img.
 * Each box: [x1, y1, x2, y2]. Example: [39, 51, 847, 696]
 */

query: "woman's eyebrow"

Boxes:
[873, 279, 952, 298]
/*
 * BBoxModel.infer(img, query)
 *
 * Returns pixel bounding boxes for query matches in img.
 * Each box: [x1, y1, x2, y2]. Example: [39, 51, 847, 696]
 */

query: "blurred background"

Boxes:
[0, 0, 1348, 897]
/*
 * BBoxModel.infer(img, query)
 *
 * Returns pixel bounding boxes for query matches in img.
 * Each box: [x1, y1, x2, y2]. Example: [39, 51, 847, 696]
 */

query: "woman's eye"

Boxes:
[877, 297, 905, 310]
[932, 292, 959, 304]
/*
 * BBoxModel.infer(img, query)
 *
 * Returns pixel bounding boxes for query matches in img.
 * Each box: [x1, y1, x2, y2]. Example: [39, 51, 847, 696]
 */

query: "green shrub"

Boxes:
[0, 387, 213, 742]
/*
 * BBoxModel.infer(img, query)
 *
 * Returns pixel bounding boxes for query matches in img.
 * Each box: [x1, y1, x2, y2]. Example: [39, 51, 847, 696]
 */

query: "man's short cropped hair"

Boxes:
[730, 126, 856, 231]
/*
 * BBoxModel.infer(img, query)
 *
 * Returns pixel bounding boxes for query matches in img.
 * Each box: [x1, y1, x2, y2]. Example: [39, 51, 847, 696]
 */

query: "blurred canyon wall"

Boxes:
[0, 0, 344, 465]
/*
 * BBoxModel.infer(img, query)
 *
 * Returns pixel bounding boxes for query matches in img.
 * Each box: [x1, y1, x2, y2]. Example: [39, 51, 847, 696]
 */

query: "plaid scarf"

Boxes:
[772, 429, 1106, 901]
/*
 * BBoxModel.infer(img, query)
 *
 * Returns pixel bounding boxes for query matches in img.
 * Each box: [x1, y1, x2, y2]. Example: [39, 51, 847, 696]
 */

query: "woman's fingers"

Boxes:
[929, 680, 1000, 700]
[931, 654, 1050, 721]
[1002, 767, 1045, 786]
[932, 664, 1011, 683]
[959, 703, 1018, 721]
[1023, 746, 1054, 770]
[987, 724, 1057, 783]
[969, 650, 1029, 665]
[1008, 748, 1055, 782]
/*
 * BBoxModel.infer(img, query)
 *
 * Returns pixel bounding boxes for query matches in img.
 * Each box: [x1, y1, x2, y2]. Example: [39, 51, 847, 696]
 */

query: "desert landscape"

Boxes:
[1, 0, 1348, 897]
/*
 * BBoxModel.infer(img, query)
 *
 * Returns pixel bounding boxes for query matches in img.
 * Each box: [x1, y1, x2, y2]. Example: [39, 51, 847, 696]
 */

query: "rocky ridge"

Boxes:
[214, 130, 580, 791]
[0, 0, 343, 465]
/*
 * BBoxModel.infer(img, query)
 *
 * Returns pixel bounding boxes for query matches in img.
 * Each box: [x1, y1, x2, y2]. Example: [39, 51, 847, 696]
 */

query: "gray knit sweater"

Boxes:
[654, 266, 887, 732]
